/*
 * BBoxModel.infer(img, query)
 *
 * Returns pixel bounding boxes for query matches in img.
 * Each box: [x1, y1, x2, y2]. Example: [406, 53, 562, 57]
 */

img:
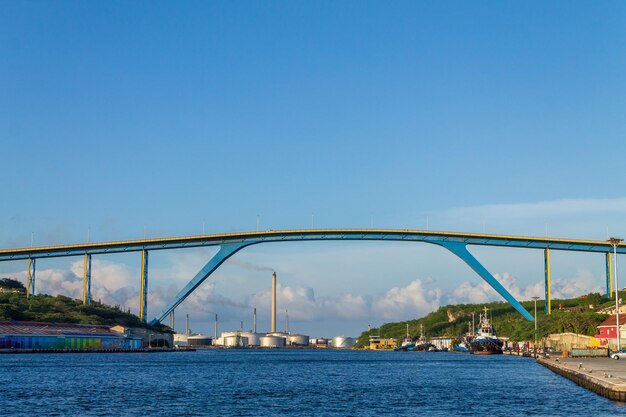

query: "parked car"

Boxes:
[611, 350, 626, 360]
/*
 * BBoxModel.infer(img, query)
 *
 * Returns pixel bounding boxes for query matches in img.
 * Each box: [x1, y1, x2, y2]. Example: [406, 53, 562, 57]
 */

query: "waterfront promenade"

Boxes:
[538, 356, 626, 402]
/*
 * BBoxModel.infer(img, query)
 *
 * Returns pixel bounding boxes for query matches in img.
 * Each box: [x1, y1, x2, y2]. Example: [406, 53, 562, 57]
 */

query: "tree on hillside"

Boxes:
[0, 278, 26, 292]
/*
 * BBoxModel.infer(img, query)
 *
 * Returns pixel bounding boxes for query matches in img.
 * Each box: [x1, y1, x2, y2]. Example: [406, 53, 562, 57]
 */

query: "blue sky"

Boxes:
[1, 1, 626, 337]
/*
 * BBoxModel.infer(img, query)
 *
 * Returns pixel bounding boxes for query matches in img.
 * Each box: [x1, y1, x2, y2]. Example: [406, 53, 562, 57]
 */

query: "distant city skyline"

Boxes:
[2, 1, 625, 336]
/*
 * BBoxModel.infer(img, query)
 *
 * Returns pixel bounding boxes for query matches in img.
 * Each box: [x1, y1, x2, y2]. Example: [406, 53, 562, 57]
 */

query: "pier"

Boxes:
[538, 356, 626, 402]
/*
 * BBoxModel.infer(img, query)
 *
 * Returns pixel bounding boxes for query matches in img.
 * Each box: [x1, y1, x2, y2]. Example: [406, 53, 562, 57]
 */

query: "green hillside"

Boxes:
[355, 292, 612, 348]
[0, 278, 169, 332]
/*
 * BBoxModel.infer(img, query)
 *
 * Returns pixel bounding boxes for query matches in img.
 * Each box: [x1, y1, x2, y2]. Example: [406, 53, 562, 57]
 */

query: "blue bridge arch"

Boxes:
[0, 229, 622, 324]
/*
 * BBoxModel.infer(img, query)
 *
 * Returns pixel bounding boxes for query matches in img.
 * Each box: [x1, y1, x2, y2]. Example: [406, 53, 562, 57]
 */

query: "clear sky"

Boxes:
[1, 1, 626, 337]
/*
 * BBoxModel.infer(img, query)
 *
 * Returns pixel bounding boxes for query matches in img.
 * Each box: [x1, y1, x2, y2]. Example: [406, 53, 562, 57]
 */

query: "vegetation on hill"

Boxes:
[355, 293, 612, 348]
[0, 278, 169, 332]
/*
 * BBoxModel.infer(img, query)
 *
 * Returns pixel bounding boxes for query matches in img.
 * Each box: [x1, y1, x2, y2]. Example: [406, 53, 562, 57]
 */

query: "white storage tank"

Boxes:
[267, 332, 289, 338]
[224, 335, 248, 348]
[187, 335, 212, 346]
[241, 332, 261, 346]
[260, 335, 286, 348]
[331, 336, 355, 349]
[173, 334, 189, 347]
[315, 338, 328, 346]
[287, 334, 310, 346]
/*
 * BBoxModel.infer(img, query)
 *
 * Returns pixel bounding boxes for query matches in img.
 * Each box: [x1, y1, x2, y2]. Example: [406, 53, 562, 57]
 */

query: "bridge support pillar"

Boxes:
[83, 254, 92, 305]
[437, 241, 534, 321]
[139, 250, 148, 322]
[150, 243, 248, 324]
[606, 252, 613, 298]
[544, 249, 551, 314]
[27, 258, 36, 298]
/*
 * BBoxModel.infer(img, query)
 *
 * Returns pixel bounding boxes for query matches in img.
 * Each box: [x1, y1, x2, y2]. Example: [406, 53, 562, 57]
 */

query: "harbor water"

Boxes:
[1, 349, 624, 416]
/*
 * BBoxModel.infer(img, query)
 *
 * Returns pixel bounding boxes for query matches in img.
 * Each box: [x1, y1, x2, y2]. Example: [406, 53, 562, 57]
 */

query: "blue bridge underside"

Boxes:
[1, 229, 620, 325]
[152, 238, 535, 324]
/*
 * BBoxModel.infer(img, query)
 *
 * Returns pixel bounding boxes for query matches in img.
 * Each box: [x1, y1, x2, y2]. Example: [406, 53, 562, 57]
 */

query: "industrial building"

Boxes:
[0, 321, 142, 350]
[211, 272, 313, 349]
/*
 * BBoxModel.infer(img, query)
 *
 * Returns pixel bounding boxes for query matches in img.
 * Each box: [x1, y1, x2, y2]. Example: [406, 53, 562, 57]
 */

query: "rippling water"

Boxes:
[1, 349, 623, 416]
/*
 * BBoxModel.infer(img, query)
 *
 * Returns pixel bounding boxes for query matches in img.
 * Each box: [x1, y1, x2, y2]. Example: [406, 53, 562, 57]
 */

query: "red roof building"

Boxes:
[594, 315, 625, 346]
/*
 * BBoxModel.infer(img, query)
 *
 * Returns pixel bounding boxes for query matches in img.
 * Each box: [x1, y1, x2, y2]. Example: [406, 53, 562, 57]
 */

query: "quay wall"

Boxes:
[537, 357, 626, 402]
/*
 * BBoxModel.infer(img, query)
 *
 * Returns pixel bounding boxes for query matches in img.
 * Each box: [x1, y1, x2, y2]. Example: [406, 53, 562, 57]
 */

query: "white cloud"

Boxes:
[248, 278, 441, 323]
[435, 197, 626, 238]
[446, 197, 626, 219]
[372, 279, 442, 320]
[551, 269, 603, 299]
[448, 270, 604, 304]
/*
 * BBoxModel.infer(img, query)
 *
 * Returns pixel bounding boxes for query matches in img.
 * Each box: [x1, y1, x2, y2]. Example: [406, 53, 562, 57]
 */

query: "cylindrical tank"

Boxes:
[173, 334, 188, 347]
[331, 336, 355, 349]
[260, 335, 285, 348]
[224, 335, 249, 347]
[241, 332, 261, 346]
[287, 334, 310, 346]
[187, 335, 212, 346]
[267, 332, 288, 338]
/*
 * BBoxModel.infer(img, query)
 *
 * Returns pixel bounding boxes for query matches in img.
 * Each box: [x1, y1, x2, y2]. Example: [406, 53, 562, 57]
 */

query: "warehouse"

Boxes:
[0, 321, 142, 350]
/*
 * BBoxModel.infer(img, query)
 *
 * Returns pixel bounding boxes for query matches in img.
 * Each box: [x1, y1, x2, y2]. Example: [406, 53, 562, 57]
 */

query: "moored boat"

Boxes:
[469, 307, 503, 355]
[394, 324, 416, 351]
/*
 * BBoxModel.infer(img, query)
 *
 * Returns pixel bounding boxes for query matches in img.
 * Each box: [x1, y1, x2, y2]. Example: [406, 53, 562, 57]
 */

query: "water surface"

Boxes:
[1, 350, 623, 416]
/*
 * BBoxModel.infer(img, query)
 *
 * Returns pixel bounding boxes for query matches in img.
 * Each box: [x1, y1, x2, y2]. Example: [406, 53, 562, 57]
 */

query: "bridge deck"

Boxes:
[0, 229, 622, 261]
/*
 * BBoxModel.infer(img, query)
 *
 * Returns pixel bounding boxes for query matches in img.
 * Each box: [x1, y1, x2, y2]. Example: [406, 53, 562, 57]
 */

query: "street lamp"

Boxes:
[532, 296, 540, 357]
[609, 237, 623, 352]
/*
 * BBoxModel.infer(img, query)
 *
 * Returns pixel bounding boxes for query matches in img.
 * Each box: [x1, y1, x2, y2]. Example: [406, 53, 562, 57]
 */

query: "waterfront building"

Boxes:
[110, 325, 173, 348]
[594, 315, 626, 349]
[368, 335, 397, 350]
[430, 337, 454, 350]
[0, 321, 142, 350]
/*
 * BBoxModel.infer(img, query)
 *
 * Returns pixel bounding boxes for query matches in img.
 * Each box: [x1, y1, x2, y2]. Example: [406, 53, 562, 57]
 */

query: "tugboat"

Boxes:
[394, 324, 415, 351]
[413, 324, 436, 352]
[469, 307, 503, 355]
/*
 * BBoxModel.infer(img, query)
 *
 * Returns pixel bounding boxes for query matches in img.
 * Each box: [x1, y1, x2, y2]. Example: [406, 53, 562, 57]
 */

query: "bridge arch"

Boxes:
[151, 237, 536, 324]
[0, 229, 620, 325]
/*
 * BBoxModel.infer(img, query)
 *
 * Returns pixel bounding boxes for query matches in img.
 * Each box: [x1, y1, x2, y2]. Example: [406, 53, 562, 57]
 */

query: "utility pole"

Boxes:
[532, 296, 540, 357]
[609, 237, 623, 351]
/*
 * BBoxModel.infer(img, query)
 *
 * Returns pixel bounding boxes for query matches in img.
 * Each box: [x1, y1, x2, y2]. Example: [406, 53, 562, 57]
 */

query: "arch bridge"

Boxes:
[0, 229, 623, 325]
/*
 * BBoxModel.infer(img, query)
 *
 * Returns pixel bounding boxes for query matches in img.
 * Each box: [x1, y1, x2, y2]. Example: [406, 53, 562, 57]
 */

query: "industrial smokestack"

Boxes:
[285, 309, 289, 334]
[214, 314, 218, 339]
[185, 314, 190, 336]
[253, 307, 257, 333]
[271, 272, 277, 333]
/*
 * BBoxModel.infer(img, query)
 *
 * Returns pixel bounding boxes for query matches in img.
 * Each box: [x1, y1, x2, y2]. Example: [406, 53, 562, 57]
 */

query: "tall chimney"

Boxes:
[185, 314, 190, 336]
[271, 272, 277, 333]
[214, 314, 218, 339]
[253, 307, 257, 333]
[285, 309, 289, 333]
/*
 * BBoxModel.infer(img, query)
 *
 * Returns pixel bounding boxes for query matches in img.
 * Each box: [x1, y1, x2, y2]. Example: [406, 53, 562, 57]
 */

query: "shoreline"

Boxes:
[537, 356, 626, 402]
[0, 347, 193, 354]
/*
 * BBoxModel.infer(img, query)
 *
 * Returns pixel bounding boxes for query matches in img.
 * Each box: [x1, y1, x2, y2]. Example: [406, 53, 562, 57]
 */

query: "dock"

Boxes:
[537, 356, 626, 402]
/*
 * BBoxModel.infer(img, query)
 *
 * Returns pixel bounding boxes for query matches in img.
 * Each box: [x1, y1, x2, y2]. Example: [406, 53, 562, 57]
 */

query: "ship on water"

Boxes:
[469, 307, 503, 355]
[394, 324, 416, 351]
[413, 324, 435, 351]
